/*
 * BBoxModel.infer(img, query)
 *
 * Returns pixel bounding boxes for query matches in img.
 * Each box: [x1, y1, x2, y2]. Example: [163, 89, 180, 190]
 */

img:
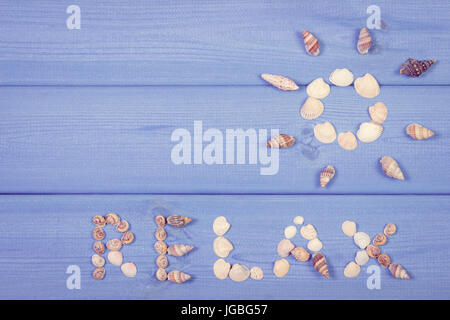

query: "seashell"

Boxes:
[320, 165, 335, 188]
[213, 258, 231, 280]
[354, 232, 370, 249]
[93, 215, 106, 227]
[344, 261, 361, 278]
[116, 220, 129, 233]
[312, 253, 329, 279]
[357, 27, 372, 54]
[400, 58, 436, 77]
[168, 270, 191, 284]
[91, 254, 105, 267]
[329, 68, 354, 87]
[167, 214, 192, 227]
[300, 224, 318, 240]
[155, 228, 167, 241]
[380, 156, 404, 180]
[273, 259, 290, 278]
[293, 216, 304, 225]
[373, 233, 387, 246]
[284, 225, 297, 239]
[277, 239, 295, 257]
[93, 227, 105, 241]
[155, 215, 166, 227]
[250, 267, 264, 280]
[291, 247, 310, 262]
[377, 253, 391, 267]
[314, 122, 337, 144]
[121, 231, 134, 245]
[213, 236, 234, 258]
[156, 255, 169, 269]
[267, 134, 295, 148]
[168, 244, 194, 257]
[93, 267, 106, 280]
[354, 73, 380, 98]
[156, 268, 168, 281]
[307, 238, 323, 252]
[338, 132, 358, 151]
[357, 121, 383, 143]
[154, 240, 168, 255]
[229, 264, 250, 282]
[369, 102, 388, 124]
[107, 238, 122, 251]
[261, 73, 299, 91]
[355, 250, 369, 266]
[300, 97, 324, 120]
[213, 216, 231, 236]
[342, 220, 357, 237]
[306, 77, 330, 99]
[121, 262, 137, 277]
[105, 212, 120, 225]
[406, 123, 435, 140]
[384, 223, 397, 236]
[107, 251, 123, 266]
[366, 245, 381, 258]
[93, 241, 105, 255]
[302, 29, 320, 56]
[389, 263, 411, 279]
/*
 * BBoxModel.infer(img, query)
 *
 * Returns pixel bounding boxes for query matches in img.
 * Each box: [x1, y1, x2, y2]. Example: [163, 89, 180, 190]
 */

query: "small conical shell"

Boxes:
[406, 123, 435, 140]
[267, 134, 295, 148]
[329, 68, 354, 87]
[273, 258, 290, 278]
[300, 97, 324, 120]
[388, 264, 411, 279]
[167, 244, 194, 257]
[320, 165, 335, 188]
[291, 247, 310, 262]
[357, 121, 383, 143]
[380, 156, 404, 180]
[168, 270, 191, 283]
[314, 121, 336, 144]
[400, 58, 435, 77]
[357, 27, 372, 54]
[213, 236, 234, 258]
[306, 77, 330, 99]
[261, 73, 299, 91]
[229, 264, 250, 282]
[354, 73, 380, 98]
[338, 132, 358, 150]
[369, 102, 388, 124]
[167, 214, 192, 227]
[302, 29, 320, 56]
[312, 253, 329, 279]
[213, 258, 231, 280]
[277, 239, 295, 257]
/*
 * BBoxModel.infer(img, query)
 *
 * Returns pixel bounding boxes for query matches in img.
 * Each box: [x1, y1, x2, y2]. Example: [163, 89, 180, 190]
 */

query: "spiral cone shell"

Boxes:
[388, 264, 411, 279]
[400, 58, 435, 77]
[167, 214, 192, 227]
[320, 165, 335, 188]
[261, 73, 299, 91]
[168, 270, 191, 283]
[267, 134, 295, 148]
[406, 123, 435, 140]
[302, 29, 320, 56]
[312, 253, 329, 279]
[380, 156, 404, 180]
[167, 244, 194, 257]
[357, 27, 372, 54]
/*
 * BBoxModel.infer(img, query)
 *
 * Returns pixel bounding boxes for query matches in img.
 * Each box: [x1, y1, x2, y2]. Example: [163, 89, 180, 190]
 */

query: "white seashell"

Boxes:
[380, 156, 405, 180]
[354, 73, 380, 98]
[293, 216, 304, 225]
[229, 264, 250, 282]
[261, 73, 299, 91]
[355, 250, 369, 266]
[91, 254, 105, 267]
[107, 251, 123, 266]
[120, 262, 137, 277]
[344, 261, 361, 278]
[307, 238, 323, 252]
[300, 224, 317, 240]
[354, 232, 371, 249]
[341, 220, 357, 237]
[213, 216, 231, 236]
[357, 121, 383, 143]
[213, 236, 234, 258]
[284, 225, 297, 239]
[306, 77, 330, 99]
[314, 121, 337, 144]
[213, 258, 231, 280]
[300, 97, 324, 120]
[250, 267, 264, 280]
[277, 239, 295, 257]
[369, 102, 388, 123]
[337, 132, 358, 150]
[273, 259, 290, 278]
[329, 68, 354, 87]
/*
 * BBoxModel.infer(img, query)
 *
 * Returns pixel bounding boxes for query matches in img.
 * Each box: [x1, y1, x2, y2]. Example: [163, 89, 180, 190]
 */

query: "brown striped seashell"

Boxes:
[93, 227, 105, 241]
[377, 253, 391, 267]
[406, 123, 435, 140]
[369, 102, 388, 124]
[167, 244, 194, 257]
[291, 247, 310, 262]
[156, 268, 168, 281]
[314, 122, 337, 144]
[329, 68, 354, 87]
[261, 73, 299, 91]
[213, 258, 231, 280]
[400, 58, 436, 77]
[357, 27, 372, 54]
[312, 253, 329, 279]
[338, 132, 358, 150]
[155, 228, 167, 241]
[229, 264, 250, 282]
[105, 212, 120, 225]
[168, 270, 191, 284]
[380, 156, 404, 180]
[93, 215, 106, 227]
[354, 73, 380, 98]
[306, 77, 330, 99]
[156, 255, 169, 269]
[266, 134, 295, 148]
[116, 220, 129, 233]
[106, 238, 122, 251]
[93, 267, 106, 280]
[273, 258, 290, 278]
[154, 240, 168, 255]
[366, 245, 381, 258]
[155, 215, 166, 227]
[373, 233, 387, 246]
[277, 239, 295, 258]
[357, 121, 383, 143]
[121, 231, 134, 245]
[384, 223, 397, 236]
[93, 241, 105, 255]
[167, 214, 192, 227]
[320, 165, 335, 188]
[302, 29, 320, 56]
[300, 97, 324, 120]
[389, 263, 411, 279]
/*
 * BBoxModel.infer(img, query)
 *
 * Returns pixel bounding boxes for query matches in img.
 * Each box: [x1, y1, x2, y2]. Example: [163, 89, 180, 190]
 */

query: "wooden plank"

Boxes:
[0, 85, 448, 194]
[0, 194, 448, 299]
[0, 0, 447, 85]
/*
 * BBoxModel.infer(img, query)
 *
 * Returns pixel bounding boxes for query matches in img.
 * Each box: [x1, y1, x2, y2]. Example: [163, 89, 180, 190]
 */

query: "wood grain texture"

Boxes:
[0, 0, 447, 85]
[0, 194, 448, 299]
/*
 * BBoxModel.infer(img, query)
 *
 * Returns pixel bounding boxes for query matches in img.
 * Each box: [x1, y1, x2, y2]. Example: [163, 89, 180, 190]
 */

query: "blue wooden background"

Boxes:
[0, 0, 449, 299]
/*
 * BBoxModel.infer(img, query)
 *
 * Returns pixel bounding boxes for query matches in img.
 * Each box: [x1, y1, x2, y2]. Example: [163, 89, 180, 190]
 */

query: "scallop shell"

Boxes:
[156, 268, 168, 281]
[357, 27, 372, 54]
[380, 156, 404, 180]
[357, 121, 383, 143]
[354, 73, 380, 98]
[213, 236, 234, 258]
[307, 238, 323, 252]
[168, 244, 194, 257]
[400, 58, 436, 77]
[213, 258, 231, 280]
[342, 220, 357, 237]
[300, 224, 317, 240]
[406, 123, 435, 140]
[366, 245, 381, 258]
[154, 240, 168, 255]
[250, 266, 264, 280]
[320, 165, 335, 188]
[167, 214, 192, 227]
[261, 73, 299, 91]
[293, 216, 304, 225]
[344, 261, 361, 278]
[273, 259, 290, 278]
[168, 270, 191, 283]
[377, 253, 391, 267]
[156, 255, 169, 269]
[91, 254, 105, 267]
[312, 253, 329, 279]
[389, 264, 411, 279]
[284, 225, 297, 239]
[229, 264, 250, 282]
[373, 233, 387, 246]
[108, 251, 123, 266]
[120, 262, 137, 277]
[314, 122, 336, 144]
[306, 77, 330, 99]
[267, 134, 295, 148]
[302, 29, 320, 56]
[338, 132, 358, 151]
[106, 238, 122, 251]
[369, 102, 388, 124]
[353, 232, 370, 249]
[329, 68, 354, 87]
[355, 250, 369, 266]
[277, 239, 295, 257]
[291, 247, 310, 262]
[213, 216, 231, 236]
[300, 97, 324, 120]
[384, 223, 397, 236]
[155, 227, 167, 241]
